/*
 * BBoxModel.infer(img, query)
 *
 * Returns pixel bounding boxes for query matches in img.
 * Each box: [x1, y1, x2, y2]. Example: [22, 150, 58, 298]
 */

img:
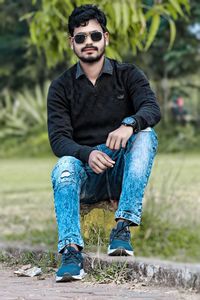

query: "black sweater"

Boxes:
[47, 58, 161, 162]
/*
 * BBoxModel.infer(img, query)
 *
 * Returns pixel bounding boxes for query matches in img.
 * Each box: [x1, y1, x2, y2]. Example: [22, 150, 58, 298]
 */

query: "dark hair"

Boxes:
[68, 4, 108, 36]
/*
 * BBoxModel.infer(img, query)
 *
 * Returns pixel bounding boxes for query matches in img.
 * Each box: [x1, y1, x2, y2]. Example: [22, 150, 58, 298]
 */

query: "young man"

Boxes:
[48, 4, 161, 282]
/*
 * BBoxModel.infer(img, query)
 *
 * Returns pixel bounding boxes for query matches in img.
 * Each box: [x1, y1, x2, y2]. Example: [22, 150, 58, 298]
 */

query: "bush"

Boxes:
[0, 82, 51, 157]
[156, 122, 200, 153]
[0, 82, 49, 138]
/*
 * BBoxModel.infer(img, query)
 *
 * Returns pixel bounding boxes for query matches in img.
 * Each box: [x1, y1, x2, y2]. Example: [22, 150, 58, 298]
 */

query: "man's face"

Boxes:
[70, 19, 109, 63]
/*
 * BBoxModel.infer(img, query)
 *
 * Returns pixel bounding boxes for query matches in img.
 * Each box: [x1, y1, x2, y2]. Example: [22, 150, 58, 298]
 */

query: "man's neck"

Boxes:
[80, 55, 105, 85]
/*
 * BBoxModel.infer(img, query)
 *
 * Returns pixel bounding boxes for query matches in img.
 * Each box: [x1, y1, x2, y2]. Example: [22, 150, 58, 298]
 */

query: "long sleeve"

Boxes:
[47, 80, 94, 163]
[127, 66, 161, 130]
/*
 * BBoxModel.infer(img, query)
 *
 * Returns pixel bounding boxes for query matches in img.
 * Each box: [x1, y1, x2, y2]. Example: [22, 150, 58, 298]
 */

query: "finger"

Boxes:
[92, 164, 104, 174]
[121, 138, 128, 148]
[93, 158, 108, 170]
[106, 135, 110, 148]
[113, 137, 122, 150]
[106, 134, 114, 149]
[108, 136, 116, 150]
[98, 154, 114, 167]
[102, 153, 115, 164]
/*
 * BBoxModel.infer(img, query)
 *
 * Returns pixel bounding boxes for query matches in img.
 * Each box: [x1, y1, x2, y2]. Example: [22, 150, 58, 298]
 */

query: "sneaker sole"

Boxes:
[56, 269, 86, 282]
[107, 247, 134, 256]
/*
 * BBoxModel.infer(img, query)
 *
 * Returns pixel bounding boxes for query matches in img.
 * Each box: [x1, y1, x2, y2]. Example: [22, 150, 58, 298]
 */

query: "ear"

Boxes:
[104, 31, 109, 46]
[69, 36, 74, 50]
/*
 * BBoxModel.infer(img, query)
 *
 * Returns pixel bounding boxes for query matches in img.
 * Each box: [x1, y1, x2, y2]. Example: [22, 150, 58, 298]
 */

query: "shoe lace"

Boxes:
[111, 222, 131, 241]
[62, 248, 82, 265]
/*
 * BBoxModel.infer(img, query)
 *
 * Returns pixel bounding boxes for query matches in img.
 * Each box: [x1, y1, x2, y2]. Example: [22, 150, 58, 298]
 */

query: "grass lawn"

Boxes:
[0, 153, 200, 262]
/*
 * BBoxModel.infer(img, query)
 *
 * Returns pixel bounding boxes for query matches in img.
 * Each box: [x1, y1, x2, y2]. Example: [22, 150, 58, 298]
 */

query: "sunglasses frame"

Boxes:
[73, 31, 103, 44]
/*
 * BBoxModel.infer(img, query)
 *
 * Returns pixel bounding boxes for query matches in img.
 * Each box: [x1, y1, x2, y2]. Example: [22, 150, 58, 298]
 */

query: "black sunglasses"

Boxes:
[74, 31, 103, 44]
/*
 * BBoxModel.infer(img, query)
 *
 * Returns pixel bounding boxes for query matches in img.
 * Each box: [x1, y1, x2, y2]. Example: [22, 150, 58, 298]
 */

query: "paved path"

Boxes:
[0, 265, 199, 300]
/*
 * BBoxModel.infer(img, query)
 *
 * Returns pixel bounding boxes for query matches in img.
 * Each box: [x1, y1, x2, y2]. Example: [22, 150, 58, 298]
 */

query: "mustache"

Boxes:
[82, 46, 98, 52]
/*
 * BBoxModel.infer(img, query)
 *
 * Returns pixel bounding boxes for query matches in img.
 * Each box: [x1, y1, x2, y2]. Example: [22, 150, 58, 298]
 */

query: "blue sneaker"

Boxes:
[107, 221, 134, 256]
[56, 246, 86, 282]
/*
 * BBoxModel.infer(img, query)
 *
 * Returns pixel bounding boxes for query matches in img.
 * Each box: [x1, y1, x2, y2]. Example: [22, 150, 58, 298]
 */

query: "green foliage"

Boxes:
[25, 0, 190, 67]
[0, 133, 51, 158]
[5, 227, 57, 249]
[84, 223, 108, 249]
[157, 123, 200, 153]
[135, 0, 200, 79]
[0, 82, 52, 157]
[0, 0, 42, 91]
[0, 251, 58, 273]
[134, 208, 200, 261]
[0, 81, 49, 140]
[0, 0, 66, 91]
[88, 262, 131, 284]
[145, 14, 160, 51]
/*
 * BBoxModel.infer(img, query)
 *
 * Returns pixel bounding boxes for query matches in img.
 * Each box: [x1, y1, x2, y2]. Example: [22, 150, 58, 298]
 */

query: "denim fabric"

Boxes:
[51, 128, 158, 252]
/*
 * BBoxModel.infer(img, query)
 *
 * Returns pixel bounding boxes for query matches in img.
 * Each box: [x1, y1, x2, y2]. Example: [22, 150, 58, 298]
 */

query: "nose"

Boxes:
[85, 34, 93, 44]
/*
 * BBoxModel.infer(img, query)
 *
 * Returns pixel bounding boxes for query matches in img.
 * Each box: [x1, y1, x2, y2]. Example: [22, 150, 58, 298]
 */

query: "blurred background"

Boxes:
[0, 0, 199, 262]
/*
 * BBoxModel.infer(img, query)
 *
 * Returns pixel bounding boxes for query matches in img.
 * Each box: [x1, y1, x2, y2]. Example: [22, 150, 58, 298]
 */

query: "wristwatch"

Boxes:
[121, 117, 138, 132]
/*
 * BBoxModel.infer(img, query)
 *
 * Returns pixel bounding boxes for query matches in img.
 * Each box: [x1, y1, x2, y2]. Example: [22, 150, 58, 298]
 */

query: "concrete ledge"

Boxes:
[0, 242, 200, 292]
[84, 253, 200, 292]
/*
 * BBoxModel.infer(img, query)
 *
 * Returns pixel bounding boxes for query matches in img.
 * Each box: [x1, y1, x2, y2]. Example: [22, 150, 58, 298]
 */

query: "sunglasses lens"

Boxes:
[74, 32, 103, 44]
[91, 32, 102, 41]
[74, 34, 86, 44]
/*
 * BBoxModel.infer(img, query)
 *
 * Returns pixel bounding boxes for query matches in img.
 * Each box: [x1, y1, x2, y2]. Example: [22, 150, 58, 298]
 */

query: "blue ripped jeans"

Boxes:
[51, 129, 158, 252]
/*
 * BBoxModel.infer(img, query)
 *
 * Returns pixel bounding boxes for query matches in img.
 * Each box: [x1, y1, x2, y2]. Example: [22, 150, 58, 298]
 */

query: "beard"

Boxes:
[74, 43, 106, 64]
[79, 50, 105, 63]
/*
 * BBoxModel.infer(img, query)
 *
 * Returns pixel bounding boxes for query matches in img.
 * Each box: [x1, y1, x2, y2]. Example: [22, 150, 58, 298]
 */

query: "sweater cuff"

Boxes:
[78, 146, 95, 163]
[131, 115, 141, 131]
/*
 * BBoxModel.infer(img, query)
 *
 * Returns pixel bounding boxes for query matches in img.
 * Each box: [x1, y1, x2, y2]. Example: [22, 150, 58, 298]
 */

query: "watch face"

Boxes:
[123, 117, 135, 125]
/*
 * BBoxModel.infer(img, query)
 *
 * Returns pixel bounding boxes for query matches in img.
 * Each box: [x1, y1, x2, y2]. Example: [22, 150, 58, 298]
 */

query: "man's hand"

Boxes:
[106, 125, 133, 150]
[88, 150, 115, 174]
